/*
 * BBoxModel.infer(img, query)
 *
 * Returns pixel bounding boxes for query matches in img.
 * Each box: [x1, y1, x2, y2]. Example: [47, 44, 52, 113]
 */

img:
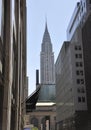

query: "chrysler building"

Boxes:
[40, 23, 55, 84]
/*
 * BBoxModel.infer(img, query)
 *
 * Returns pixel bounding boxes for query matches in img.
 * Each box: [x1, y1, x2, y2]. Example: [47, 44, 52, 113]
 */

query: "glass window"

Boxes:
[78, 97, 81, 102]
[80, 62, 83, 67]
[75, 54, 82, 58]
[81, 79, 84, 84]
[77, 79, 84, 84]
[75, 45, 81, 50]
[79, 54, 82, 58]
[82, 97, 85, 102]
[80, 70, 83, 75]
[76, 62, 83, 67]
[77, 87, 85, 93]
[76, 70, 83, 75]
[75, 54, 78, 58]
[76, 70, 79, 75]
[77, 79, 80, 84]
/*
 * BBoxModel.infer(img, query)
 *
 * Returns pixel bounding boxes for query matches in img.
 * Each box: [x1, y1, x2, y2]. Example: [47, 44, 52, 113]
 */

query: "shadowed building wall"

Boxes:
[0, 0, 27, 130]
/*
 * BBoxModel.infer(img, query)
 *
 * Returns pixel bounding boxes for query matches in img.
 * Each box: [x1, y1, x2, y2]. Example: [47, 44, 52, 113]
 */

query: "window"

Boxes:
[77, 87, 85, 93]
[77, 79, 84, 84]
[78, 97, 81, 102]
[80, 70, 83, 75]
[79, 54, 82, 58]
[75, 54, 78, 58]
[76, 70, 79, 75]
[75, 45, 81, 50]
[75, 46, 77, 50]
[76, 62, 78, 67]
[77, 79, 80, 84]
[80, 79, 84, 84]
[76, 62, 83, 67]
[78, 97, 86, 103]
[80, 62, 83, 67]
[82, 97, 85, 102]
[75, 54, 82, 58]
[76, 70, 83, 75]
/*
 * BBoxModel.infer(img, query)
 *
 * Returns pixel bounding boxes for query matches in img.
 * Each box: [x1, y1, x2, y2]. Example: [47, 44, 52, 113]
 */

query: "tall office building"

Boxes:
[56, 0, 91, 130]
[0, 0, 27, 130]
[67, 0, 91, 127]
[40, 23, 55, 84]
[56, 40, 87, 130]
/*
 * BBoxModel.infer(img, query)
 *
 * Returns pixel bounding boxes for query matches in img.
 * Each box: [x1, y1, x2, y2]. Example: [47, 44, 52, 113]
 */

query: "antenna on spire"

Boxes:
[45, 14, 47, 27]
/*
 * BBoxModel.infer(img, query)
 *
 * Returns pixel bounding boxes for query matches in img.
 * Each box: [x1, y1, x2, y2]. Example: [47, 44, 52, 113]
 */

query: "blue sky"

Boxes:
[27, 0, 79, 95]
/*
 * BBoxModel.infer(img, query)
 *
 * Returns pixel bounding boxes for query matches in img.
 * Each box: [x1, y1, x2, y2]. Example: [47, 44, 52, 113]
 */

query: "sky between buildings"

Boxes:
[27, 0, 80, 95]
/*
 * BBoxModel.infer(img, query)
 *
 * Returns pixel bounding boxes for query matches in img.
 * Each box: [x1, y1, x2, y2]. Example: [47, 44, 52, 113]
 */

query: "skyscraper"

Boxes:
[40, 23, 55, 84]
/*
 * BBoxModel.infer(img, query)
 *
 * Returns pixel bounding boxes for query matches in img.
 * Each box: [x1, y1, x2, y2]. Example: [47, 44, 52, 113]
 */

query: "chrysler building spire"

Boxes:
[40, 22, 55, 84]
[42, 22, 51, 43]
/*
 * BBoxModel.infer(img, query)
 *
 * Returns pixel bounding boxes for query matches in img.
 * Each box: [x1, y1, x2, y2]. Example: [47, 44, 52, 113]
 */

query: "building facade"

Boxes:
[67, 0, 91, 41]
[55, 41, 87, 130]
[56, 0, 91, 130]
[25, 103, 56, 130]
[0, 0, 27, 130]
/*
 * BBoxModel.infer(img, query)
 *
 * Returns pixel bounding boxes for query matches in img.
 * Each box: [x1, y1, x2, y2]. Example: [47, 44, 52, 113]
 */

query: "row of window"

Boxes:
[74, 35, 86, 104]
[76, 70, 83, 75]
[75, 45, 81, 50]
[75, 54, 82, 58]
[77, 79, 84, 84]
[76, 62, 83, 67]
[78, 96, 85, 103]
[77, 87, 85, 93]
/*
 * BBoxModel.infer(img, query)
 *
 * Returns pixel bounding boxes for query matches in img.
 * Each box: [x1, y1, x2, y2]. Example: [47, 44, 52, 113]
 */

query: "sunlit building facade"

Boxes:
[0, 0, 27, 130]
